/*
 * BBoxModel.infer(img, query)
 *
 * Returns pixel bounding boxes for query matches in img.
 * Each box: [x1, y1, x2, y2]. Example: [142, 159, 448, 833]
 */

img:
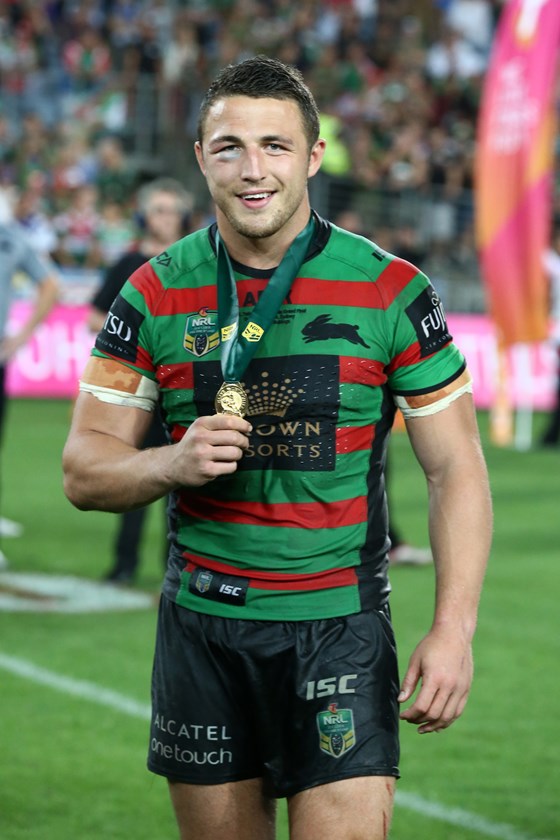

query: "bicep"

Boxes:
[68, 391, 153, 450]
[404, 392, 483, 480]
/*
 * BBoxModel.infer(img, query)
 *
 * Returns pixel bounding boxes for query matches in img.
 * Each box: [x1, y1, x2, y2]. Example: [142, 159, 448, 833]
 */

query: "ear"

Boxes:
[308, 138, 326, 178]
[194, 141, 206, 176]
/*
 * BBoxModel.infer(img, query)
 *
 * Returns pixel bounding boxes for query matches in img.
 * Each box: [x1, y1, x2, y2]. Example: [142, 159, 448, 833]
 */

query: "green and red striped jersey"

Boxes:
[92, 214, 465, 620]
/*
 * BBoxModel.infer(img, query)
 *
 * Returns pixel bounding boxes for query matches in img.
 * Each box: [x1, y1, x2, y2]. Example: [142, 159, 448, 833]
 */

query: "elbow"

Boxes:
[62, 471, 95, 511]
[62, 447, 96, 511]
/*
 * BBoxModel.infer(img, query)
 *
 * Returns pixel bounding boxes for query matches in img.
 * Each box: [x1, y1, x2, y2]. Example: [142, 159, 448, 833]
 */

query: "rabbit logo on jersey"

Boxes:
[184, 308, 220, 357]
[316, 703, 356, 758]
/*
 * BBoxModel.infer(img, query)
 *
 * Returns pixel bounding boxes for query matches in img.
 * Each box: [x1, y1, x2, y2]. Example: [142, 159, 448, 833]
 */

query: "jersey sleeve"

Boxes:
[384, 265, 466, 397]
[91, 261, 162, 380]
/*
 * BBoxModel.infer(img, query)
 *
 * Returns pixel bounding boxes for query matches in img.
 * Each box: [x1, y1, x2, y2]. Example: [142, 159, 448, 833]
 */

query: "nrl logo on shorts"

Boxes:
[316, 703, 355, 758]
[184, 308, 220, 357]
[194, 569, 213, 594]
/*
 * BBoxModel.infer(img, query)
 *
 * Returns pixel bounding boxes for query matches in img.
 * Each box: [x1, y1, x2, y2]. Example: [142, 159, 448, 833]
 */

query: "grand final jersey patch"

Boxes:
[183, 308, 220, 357]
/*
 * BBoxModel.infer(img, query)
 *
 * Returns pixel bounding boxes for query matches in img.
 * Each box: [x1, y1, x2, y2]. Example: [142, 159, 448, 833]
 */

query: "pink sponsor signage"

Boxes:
[5, 303, 557, 409]
[6, 303, 92, 399]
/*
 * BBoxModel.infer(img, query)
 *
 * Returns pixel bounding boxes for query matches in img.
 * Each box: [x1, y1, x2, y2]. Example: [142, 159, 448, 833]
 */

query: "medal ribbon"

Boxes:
[215, 216, 314, 383]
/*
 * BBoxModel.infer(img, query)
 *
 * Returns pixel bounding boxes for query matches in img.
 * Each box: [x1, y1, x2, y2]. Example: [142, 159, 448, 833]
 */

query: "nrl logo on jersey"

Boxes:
[184, 308, 220, 357]
[316, 703, 356, 758]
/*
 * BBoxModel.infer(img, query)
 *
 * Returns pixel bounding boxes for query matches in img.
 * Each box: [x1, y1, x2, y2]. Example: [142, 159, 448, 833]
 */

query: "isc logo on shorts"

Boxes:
[305, 674, 357, 700]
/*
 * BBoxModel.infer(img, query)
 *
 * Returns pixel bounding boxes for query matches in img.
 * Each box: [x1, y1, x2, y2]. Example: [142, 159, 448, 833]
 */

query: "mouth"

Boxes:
[238, 191, 275, 209]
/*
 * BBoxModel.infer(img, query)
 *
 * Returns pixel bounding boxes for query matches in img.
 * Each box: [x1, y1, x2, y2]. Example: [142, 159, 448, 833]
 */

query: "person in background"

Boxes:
[540, 225, 560, 446]
[0, 220, 59, 566]
[63, 57, 492, 839]
[87, 177, 193, 584]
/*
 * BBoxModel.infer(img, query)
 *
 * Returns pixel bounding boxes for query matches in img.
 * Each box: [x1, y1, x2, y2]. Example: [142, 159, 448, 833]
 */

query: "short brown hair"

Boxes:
[197, 55, 320, 150]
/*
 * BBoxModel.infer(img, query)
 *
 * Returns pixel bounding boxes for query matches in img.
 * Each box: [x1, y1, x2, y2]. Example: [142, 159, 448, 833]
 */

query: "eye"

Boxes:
[214, 145, 241, 158]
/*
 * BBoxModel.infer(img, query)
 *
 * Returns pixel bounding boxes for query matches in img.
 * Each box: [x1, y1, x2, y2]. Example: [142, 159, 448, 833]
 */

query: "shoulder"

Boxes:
[148, 227, 215, 289]
[315, 221, 426, 303]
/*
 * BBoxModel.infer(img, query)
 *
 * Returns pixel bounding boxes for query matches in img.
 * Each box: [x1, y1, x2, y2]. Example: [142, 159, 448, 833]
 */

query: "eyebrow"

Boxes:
[208, 134, 295, 148]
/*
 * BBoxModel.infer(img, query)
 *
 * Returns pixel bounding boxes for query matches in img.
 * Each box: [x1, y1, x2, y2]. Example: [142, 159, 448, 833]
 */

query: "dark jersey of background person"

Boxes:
[91, 249, 167, 451]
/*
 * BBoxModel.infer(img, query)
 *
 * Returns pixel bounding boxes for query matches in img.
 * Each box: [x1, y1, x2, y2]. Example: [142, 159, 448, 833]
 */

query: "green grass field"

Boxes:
[0, 399, 558, 840]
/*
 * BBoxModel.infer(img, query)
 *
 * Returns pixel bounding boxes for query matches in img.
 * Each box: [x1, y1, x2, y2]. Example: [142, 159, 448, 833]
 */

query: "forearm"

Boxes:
[427, 447, 492, 641]
[62, 431, 180, 512]
[20, 276, 59, 340]
[63, 394, 253, 512]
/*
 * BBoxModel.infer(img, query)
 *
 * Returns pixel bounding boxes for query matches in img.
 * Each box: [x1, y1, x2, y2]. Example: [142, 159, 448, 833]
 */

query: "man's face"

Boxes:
[195, 96, 324, 242]
[144, 191, 184, 243]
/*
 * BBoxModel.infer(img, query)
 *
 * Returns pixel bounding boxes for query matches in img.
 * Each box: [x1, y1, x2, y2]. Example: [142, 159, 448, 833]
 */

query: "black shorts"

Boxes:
[147, 595, 400, 798]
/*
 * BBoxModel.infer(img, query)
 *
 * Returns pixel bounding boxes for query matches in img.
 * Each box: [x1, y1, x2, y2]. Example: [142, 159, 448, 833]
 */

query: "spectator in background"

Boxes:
[87, 177, 193, 584]
[540, 226, 560, 447]
[13, 188, 58, 259]
[92, 199, 136, 268]
[94, 135, 136, 207]
[53, 184, 100, 267]
[0, 220, 59, 566]
[62, 25, 112, 96]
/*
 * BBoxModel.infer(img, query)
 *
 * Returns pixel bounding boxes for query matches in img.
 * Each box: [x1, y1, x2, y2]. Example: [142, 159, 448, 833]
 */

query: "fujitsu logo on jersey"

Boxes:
[406, 285, 452, 358]
[420, 292, 447, 338]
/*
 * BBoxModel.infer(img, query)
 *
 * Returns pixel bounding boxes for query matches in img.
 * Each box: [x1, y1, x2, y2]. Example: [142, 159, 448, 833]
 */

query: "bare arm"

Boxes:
[86, 306, 107, 334]
[62, 392, 253, 512]
[398, 392, 492, 733]
[0, 275, 60, 362]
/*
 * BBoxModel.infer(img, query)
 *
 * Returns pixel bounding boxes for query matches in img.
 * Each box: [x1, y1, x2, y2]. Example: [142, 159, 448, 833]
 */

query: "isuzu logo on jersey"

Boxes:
[95, 294, 144, 363]
[405, 285, 452, 358]
[183, 308, 220, 357]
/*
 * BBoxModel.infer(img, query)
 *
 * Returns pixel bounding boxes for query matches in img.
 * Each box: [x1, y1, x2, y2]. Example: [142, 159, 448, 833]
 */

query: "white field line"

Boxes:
[0, 651, 151, 720]
[0, 652, 552, 840]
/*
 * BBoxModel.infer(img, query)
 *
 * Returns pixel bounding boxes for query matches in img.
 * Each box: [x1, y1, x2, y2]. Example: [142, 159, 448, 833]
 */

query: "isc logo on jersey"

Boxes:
[184, 308, 220, 357]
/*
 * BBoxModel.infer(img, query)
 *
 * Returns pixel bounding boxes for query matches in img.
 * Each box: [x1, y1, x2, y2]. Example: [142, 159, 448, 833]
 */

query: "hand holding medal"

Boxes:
[214, 217, 314, 420]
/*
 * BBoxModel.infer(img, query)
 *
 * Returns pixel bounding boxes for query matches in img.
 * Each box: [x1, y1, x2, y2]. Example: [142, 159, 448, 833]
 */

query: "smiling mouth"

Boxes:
[239, 192, 274, 202]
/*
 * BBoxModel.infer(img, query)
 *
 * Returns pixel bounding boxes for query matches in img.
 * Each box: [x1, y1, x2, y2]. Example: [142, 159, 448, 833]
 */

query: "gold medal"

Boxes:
[215, 381, 248, 417]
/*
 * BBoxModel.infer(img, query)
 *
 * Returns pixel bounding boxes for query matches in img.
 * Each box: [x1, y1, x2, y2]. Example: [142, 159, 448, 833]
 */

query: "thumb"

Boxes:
[398, 659, 421, 702]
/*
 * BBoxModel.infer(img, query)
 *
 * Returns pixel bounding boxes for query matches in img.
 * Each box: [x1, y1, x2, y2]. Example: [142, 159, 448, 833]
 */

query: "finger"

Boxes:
[399, 681, 439, 723]
[203, 430, 252, 450]
[398, 659, 421, 703]
[418, 685, 470, 734]
[202, 414, 253, 435]
[210, 444, 247, 462]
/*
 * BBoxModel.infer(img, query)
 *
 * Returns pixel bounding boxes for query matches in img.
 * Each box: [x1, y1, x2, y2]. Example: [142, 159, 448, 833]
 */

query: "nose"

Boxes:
[241, 147, 266, 181]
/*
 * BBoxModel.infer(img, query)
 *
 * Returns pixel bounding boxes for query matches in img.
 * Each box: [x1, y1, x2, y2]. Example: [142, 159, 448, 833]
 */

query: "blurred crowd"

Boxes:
[0, 0, 557, 310]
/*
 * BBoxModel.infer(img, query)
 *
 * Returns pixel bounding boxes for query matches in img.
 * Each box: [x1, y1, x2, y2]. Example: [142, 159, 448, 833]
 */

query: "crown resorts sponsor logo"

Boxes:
[193, 356, 339, 471]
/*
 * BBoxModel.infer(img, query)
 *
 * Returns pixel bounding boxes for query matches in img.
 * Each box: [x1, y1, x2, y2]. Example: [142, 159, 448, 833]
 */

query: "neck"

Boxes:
[216, 207, 312, 270]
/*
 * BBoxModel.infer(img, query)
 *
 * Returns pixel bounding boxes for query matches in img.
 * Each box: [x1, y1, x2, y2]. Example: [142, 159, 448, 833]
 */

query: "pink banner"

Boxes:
[4, 304, 556, 409]
[475, 0, 560, 346]
[6, 303, 91, 399]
